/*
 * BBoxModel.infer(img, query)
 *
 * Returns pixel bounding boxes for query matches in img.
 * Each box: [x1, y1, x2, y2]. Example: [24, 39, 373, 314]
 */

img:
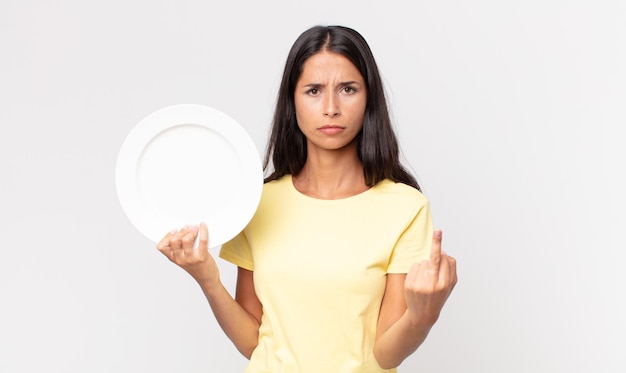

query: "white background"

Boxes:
[1, 1, 625, 372]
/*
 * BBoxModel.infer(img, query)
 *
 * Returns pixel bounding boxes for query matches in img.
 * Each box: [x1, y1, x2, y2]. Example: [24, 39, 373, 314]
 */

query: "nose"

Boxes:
[323, 93, 340, 118]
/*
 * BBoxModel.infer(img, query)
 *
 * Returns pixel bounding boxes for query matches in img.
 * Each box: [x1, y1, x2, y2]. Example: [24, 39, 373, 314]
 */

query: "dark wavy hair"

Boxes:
[263, 25, 420, 191]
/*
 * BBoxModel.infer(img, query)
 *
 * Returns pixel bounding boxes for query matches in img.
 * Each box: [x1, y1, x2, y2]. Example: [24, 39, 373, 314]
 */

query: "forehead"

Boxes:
[298, 51, 364, 83]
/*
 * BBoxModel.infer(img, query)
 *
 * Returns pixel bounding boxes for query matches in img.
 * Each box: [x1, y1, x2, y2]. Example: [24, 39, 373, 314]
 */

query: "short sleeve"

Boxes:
[219, 230, 254, 271]
[387, 199, 433, 273]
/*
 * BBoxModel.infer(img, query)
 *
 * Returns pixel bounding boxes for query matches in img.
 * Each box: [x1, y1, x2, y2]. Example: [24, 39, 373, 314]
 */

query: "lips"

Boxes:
[318, 125, 345, 135]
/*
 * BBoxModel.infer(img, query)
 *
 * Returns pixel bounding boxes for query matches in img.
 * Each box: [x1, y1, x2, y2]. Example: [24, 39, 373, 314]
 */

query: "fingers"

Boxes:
[169, 228, 185, 257]
[180, 225, 197, 255]
[156, 224, 203, 261]
[435, 251, 458, 291]
[198, 222, 209, 249]
[156, 229, 178, 259]
[405, 262, 421, 285]
[416, 229, 457, 285]
[448, 255, 458, 288]
[404, 229, 457, 312]
[428, 229, 443, 273]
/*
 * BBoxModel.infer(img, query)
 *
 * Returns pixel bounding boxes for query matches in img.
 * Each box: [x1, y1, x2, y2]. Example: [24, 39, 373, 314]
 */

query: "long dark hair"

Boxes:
[264, 25, 420, 191]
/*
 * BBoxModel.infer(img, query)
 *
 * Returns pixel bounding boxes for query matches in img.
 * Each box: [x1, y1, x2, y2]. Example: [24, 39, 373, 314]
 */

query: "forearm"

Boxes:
[373, 310, 433, 369]
[198, 279, 260, 359]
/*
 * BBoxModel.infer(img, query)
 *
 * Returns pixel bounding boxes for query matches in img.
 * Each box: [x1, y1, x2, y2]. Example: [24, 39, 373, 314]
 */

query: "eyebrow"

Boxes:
[301, 81, 362, 89]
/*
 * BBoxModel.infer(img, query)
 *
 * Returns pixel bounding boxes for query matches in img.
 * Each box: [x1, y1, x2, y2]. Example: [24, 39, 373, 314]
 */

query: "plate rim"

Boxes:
[115, 104, 263, 248]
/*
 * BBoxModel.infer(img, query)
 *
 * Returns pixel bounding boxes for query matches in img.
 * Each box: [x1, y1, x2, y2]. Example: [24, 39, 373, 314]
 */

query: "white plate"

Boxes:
[115, 104, 263, 249]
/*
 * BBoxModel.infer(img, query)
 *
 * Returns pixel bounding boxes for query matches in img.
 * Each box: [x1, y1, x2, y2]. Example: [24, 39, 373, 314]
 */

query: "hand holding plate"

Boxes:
[156, 222, 220, 287]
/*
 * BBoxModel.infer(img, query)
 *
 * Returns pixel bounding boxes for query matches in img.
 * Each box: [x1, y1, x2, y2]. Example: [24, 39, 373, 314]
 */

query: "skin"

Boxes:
[292, 50, 369, 199]
[157, 50, 458, 368]
[157, 224, 260, 358]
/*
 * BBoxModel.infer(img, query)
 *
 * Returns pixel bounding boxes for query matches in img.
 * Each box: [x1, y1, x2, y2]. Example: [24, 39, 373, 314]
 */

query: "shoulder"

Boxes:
[254, 175, 293, 212]
[358, 179, 430, 222]
[370, 179, 429, 205]
[261, 175, 291, 196]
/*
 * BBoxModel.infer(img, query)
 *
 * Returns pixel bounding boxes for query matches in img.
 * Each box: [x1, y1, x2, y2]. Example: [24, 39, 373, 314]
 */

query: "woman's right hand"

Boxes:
[156, 223, 220, 287]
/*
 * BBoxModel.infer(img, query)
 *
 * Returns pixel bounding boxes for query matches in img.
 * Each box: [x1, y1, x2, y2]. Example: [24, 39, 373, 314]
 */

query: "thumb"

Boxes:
[198, 222, 209, 249]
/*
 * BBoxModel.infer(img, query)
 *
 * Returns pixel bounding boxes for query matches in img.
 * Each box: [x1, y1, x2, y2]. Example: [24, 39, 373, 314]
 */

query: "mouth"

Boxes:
[318, 125, 345, 135]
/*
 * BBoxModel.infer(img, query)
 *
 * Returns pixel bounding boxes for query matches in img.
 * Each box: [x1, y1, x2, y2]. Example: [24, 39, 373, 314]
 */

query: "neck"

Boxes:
[293, 144, 369, 199]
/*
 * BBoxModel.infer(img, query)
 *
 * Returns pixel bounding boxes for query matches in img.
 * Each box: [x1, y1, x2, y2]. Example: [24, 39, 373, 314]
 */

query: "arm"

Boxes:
[373, 230, 457, 369]
[156, 224, 261, 358]
[200, 266, 261, 359]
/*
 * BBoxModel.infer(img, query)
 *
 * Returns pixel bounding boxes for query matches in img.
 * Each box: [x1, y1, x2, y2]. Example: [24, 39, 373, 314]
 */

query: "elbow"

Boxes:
[235, 332, 259, 360]
[373, 346, 402, 370]
[237, 343, 257, 360]
[377, 361, 399, 370]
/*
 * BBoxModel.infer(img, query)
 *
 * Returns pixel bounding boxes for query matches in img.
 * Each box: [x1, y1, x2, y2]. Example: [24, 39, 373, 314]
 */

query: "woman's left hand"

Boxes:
[404, 229, 458, 327]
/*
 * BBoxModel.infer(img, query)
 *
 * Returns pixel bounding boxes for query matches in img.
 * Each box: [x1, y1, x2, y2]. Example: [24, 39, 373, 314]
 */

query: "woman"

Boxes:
[157, 25, 457, 372]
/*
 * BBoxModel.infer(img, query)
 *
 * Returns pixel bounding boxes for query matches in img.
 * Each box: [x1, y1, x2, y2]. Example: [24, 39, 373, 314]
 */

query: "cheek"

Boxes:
[295, 102, 318, 126]
[343, 96, 367, 118]
[294, 112, 311, 134]
[294, 97, 305, 117]
[349, 105, 367, 125]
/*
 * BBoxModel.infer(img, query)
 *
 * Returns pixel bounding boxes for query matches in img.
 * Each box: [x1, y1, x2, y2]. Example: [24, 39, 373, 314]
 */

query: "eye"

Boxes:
[306, 88, 320, 96]
[342, 86, 356, 94]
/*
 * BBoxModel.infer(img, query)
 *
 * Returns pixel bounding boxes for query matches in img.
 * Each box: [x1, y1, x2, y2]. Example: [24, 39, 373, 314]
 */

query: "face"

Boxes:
[294, 51, 367, 153]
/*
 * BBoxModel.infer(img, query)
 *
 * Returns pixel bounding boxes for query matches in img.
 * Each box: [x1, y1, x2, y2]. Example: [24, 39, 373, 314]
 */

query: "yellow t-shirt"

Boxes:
[219, 175, 433, 372]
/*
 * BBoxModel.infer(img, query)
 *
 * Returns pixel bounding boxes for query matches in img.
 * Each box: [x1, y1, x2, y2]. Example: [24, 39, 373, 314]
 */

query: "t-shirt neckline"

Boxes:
[285, 174, 381, 203]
